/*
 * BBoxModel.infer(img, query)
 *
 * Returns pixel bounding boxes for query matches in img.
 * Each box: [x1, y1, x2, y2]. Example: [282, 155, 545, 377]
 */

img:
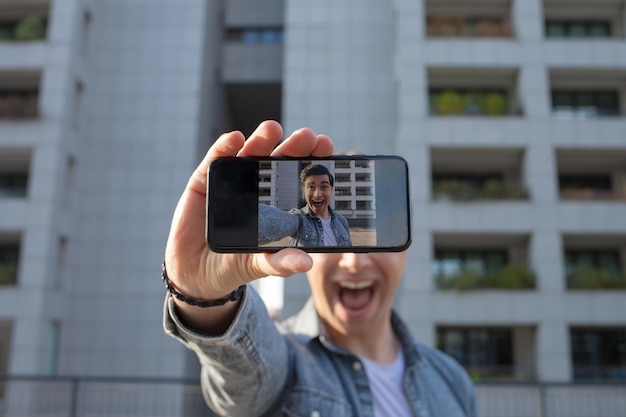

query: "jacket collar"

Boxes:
[300, 205, 336, 219]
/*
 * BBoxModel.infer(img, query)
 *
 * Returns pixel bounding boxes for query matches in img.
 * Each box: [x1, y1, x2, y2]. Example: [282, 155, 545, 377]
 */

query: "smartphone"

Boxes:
[206, 155, 411, 253]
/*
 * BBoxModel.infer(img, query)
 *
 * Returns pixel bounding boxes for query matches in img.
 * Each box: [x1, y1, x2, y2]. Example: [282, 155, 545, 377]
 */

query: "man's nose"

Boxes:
[338, 253, 372, 273]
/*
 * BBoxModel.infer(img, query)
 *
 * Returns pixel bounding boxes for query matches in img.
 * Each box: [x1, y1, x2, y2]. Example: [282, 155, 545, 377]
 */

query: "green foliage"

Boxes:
[436, 264, 536, 291]
[480, 92, 508, 115]
[15, 16, 46, 41]
[435, 90, 468, 115]
[491, 264, 536, 289]
[0, 263, 18, 285]
[568, 268, 626, 290]
[432, 179, 526, 201]
[432, 90, 509, 116]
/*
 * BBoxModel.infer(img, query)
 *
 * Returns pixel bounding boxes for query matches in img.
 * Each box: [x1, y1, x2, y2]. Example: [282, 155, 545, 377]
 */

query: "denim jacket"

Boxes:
[164, 287, 478, 417]
[258, 205, 352, 247]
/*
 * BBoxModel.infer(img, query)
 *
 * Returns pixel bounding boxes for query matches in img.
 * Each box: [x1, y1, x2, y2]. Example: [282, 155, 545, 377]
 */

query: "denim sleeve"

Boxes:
[258, 204, 299, 245]
[163, 286, 289, 417]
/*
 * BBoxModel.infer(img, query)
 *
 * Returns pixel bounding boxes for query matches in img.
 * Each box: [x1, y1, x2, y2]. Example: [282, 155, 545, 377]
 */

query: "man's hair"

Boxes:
[300, 163, 334, 187]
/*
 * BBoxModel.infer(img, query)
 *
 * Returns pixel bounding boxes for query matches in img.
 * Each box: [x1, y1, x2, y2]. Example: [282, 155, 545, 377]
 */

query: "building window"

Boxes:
[546, 20, 611, 38]
[335, 187, 351, 196]
[355, 173, 371, 182]
[0, 321, 11, 407]
[427, 17, 512, 37]
[559, 174, 615, 200]
[0, 243, 19, 285]
[335, 173, 351, 183]
[355, 200, 372, 211]
[552, 91, 620, 117]
[429, 89, 509, 116]
[225, 28, 283, 44]
[355, 187, 372, 196]
[438, 327, 514, 380]
[47, 322, 61, 375]
[571, 328, 626, 381]
[434, 249, 507, 278]
[0, 173, 28, 198]
[335, 201, 351, 210]
[0, 90, 39, 119]
[566, 250, 625, 289]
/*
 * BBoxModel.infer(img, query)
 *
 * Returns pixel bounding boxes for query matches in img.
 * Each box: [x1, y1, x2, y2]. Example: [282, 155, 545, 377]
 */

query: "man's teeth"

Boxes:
[339, 281, 373, 290]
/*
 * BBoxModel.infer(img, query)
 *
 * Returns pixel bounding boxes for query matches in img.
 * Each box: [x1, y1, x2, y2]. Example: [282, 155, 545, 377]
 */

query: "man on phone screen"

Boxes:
[258, 163, 352, 247]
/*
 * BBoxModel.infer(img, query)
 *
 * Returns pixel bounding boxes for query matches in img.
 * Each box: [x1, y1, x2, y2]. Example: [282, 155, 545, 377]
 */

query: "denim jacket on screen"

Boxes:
[258, 204, 352, 247]
[164, 287, 478, 417]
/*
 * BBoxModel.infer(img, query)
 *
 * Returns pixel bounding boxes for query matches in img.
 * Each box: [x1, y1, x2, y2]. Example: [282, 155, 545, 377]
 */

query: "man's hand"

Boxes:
[163, 120, 333, 332]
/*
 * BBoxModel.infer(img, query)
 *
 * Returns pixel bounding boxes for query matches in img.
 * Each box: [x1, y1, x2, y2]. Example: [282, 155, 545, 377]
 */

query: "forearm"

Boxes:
[171, 295, 242, 335]
[164, 289, 289, 416]
[258, 204, 299, 244]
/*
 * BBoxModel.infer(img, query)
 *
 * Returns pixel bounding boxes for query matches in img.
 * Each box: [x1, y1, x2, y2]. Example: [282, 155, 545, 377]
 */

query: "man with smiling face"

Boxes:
[257, 163, 352, 247]
[163, 121, 477, 416]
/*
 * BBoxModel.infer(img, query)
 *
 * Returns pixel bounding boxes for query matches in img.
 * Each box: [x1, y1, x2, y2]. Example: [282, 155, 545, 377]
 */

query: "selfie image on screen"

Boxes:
[258, 159, 377, 248]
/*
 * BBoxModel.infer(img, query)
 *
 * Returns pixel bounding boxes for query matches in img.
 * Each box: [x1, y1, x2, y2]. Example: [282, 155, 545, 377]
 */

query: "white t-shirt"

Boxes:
[320, 216, 337, 246]
[360, 348, 414, 417]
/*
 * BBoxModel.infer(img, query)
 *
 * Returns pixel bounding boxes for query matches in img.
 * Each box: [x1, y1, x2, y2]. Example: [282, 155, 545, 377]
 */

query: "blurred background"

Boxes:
[1, 0, 625, 415]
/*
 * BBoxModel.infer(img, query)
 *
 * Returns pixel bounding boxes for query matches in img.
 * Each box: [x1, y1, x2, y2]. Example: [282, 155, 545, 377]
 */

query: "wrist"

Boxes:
[162, 262, 246, 308]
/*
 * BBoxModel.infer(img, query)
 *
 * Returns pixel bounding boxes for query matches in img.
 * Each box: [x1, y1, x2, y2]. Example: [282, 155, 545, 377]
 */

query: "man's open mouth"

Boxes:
[338, 281, 374, 313]
[312, 199, 325, 209]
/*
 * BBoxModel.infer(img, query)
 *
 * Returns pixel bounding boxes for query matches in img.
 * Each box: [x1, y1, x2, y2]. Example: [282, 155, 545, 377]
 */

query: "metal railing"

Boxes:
[0, 376, 213, 417]
[1, 375, 625, 417]
[476, 383, 626, 417]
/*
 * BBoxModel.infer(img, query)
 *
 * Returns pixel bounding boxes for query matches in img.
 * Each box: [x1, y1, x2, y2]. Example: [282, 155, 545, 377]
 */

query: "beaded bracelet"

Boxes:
[161, 262, 245, 308]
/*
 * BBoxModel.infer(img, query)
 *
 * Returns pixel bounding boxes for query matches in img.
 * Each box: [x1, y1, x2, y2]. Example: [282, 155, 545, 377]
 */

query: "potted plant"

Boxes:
[15, 15, 46, 41]
[480, 92, 508, 115]
[435, 90, 467, 115]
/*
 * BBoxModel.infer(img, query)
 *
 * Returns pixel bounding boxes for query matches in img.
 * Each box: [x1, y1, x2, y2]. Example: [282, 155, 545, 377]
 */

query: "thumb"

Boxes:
[253, 249, 313, 278]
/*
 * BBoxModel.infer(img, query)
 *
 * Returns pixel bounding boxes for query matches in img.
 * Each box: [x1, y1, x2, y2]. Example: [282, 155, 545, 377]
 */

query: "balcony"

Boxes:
[544, 0, 626, 39]
[431, 147, 527, 202]
[425, 0, 513, 38]
[557, 149, 626, 201]
[0, 0, 49, 42]
[428, 68, 522, 117]
[437, 326, 536, 381]
[433, 234, 535, 291]
[0, 70, 41, 120]
[0, 148, 30, 199]
[564, 234, 626, 290]
[0, 235, 20, 286]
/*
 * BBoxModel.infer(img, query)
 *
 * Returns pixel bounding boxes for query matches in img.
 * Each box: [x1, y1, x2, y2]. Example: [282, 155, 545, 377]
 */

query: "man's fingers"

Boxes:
[237, 120, 284, 156]
[310, 134, 334, 157]
[271, 128, 329, 157]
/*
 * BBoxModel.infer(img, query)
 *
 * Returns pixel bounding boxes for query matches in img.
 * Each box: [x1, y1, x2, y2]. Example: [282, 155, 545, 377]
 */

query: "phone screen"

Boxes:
[207, 156, 411, 253]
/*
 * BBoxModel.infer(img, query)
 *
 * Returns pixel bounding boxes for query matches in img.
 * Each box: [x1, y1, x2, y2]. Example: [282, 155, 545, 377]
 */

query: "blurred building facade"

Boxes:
[1, 0, 626, 410]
